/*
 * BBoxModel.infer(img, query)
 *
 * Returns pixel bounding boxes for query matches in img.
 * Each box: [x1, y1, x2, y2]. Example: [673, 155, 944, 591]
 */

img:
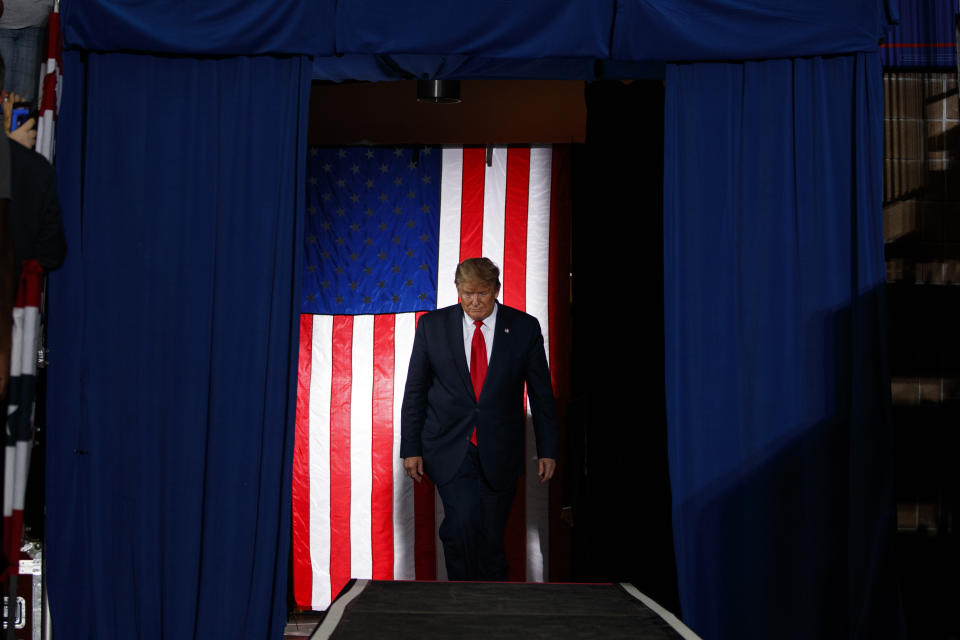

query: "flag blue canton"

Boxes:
[302, 146, 442, 314]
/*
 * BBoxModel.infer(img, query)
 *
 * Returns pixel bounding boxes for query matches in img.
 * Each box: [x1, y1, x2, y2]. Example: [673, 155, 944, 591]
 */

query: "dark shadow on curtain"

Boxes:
[45, 52, 310, 640]
[676, 287, 899, 638]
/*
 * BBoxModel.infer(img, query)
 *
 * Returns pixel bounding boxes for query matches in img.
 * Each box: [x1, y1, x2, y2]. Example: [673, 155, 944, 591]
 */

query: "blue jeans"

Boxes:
[0, 26, 45, 104]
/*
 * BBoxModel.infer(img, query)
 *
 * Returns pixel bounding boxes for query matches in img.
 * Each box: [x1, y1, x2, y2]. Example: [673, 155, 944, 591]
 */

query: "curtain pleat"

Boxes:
[45, 52, 309, 640]
[663, 53, 902, 639]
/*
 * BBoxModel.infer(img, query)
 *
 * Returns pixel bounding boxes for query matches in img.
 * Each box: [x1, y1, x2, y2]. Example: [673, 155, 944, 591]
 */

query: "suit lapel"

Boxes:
[447, 306, 475, 400]
[484, 303, 510, 394]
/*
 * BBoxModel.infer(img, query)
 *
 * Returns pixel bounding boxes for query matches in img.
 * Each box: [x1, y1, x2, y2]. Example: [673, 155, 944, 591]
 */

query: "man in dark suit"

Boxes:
[401, 257, 558, 581]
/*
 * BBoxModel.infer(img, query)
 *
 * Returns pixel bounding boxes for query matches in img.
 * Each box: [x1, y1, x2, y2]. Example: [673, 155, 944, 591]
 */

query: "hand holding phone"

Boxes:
[11, 102, 38, 132]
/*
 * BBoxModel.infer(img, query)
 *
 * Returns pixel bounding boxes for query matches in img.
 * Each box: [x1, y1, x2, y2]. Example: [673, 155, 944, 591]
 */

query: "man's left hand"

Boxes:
[537, 458, 556, 485]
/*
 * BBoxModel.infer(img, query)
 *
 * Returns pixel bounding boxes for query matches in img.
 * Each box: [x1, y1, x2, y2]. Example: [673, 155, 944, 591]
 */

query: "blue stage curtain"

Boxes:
[309, 54, 602, 83]
[335, 0, 614, 60]
[62, 1, 897, 81]
[663, 53, 903, 639]
[881, 0, 956, 68]
[613, 0, 891, 62]
[62, 0, 334, 56]
[45, 52, 309, 640]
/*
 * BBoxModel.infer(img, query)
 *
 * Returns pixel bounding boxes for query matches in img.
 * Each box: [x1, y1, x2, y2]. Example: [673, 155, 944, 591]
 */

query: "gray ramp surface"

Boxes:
[312, 580, 700, 639]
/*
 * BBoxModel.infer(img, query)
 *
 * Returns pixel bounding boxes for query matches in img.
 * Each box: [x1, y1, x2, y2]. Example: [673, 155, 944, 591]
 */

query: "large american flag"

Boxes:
[292, 145, 570, 610]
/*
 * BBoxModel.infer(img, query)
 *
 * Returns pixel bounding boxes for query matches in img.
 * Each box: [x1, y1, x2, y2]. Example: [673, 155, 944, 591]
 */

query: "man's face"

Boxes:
[457, 278, 499, 322]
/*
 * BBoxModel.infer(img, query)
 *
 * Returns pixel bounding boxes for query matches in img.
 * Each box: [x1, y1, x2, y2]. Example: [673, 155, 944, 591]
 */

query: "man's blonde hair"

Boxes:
[454, 258, 501, 289]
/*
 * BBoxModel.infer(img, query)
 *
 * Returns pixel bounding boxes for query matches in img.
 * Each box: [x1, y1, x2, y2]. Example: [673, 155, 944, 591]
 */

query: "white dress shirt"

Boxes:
[462, 301, 497, 370]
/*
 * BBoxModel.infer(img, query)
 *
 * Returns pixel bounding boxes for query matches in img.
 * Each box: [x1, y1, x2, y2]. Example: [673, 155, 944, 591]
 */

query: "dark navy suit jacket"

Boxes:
[400, 303, 558, 491]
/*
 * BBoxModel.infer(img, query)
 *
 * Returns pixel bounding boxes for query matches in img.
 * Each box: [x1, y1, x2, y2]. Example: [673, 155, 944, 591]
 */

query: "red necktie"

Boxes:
[469, 320, 487, 445]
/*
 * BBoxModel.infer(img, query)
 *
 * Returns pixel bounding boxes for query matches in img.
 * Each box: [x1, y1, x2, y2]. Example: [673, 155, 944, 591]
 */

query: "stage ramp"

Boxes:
[311, 580, 700, 639]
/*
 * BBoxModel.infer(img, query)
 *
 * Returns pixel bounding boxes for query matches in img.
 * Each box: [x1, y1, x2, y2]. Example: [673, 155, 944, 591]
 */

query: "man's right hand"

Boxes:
[403, 456, 424, 483]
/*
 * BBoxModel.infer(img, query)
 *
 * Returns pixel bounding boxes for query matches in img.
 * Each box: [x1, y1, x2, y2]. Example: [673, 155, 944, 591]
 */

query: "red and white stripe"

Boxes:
[3, 262, 42, 574]
[35, 9, 62, 163]
[293, 145, 566, 610]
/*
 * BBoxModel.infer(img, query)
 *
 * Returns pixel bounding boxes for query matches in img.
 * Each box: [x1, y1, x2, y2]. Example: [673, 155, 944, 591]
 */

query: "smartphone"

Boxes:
[11, 102, 37, 132]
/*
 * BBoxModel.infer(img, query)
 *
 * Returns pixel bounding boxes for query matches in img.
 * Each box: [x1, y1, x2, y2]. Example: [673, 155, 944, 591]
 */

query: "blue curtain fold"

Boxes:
[881, 0, 956, 68]
[61, 0, 334, 56]
[663, 53, 902, 639]
[61, 0, 894, 80]
[335, 0, 614, 59]
[613, 1, 890, 62]
[309, 54, 603, 83]
[45, 52, 309, 640]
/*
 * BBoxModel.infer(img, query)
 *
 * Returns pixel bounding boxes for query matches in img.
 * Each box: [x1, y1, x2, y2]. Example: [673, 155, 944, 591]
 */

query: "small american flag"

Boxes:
[35, 8, 62, 163]
[3, 261, 42, 576]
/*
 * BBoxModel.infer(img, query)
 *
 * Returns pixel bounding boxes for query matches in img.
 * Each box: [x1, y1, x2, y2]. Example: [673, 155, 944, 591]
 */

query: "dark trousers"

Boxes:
[436, 444, 516, 581]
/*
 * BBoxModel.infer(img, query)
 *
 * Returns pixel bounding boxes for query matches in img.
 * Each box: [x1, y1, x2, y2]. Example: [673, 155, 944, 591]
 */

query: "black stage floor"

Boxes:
[310, 580, 699, 639]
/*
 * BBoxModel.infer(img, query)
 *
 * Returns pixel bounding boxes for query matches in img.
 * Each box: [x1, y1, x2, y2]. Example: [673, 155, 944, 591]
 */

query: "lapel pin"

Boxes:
[504, 328, 510, 333]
